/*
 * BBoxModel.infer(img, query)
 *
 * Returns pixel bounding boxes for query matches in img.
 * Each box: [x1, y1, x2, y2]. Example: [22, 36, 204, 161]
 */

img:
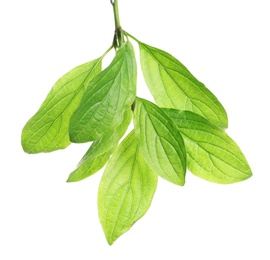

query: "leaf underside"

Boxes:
[98, 131, 158, 245]
[163, 108, 252, 184]
[21, 58, 102, 153]
[139, 42, 228, 128]
[134, 97, 186, 186]
[69, 41, 137, 143]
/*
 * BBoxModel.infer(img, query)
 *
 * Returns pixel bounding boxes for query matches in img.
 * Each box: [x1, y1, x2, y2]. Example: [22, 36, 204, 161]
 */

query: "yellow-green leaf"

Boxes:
[163, 108, 252, 184]
[21, 58, 102, 153]
[139, 41, 228, 128]
[98, 131, 157, 245]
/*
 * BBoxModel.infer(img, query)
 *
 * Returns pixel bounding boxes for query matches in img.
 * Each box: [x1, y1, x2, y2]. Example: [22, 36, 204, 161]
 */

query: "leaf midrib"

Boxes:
[140, 102, 185, 182]
[25, 59, 102, 151]
[141, 44, 224, 125]
[181, 131, 250, 177]
[71, 55, 126, 139]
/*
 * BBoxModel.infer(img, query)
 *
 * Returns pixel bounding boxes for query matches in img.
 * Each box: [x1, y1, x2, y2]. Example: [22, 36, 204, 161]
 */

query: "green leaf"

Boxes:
[21, 58, 102, 153]
[138, 41, 228, 128]
[67, 109, 132, 182]
[69, 41, 137, 143]
[98, 131, 157, 245]
[134, 98, 186, 186]
[163, 108, 252, 184]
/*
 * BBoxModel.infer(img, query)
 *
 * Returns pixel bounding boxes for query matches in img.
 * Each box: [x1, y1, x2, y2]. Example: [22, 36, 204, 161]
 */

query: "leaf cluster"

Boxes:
[21, 32, 252, 245]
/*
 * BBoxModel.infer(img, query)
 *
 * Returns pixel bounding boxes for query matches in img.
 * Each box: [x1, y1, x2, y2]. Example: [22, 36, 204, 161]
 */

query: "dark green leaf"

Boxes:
[134, 98, 186, 186]
[69, 41, 137, 143]
[163, 108, 252, 184]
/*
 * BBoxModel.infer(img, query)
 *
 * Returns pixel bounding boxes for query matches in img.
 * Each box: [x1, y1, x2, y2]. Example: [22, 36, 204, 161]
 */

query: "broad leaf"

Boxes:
[163, 108, 252, 184]
[98, 131, 158, 245]
[67, 110, 132, 182]
[21, 58, 102, 153]
[139, 41, 228, 128]
[69, 41, 137, 143]
[134, 98, 186, 186]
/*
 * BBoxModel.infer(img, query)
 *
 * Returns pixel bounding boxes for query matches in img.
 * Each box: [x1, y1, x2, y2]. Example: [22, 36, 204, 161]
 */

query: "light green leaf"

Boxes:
[21, 58, 102, 153]
[163, 108, 252, 184]
[134, 98, 186, 186]
[69, 41, 137, 143]
[67, 110, 132, 182]
[98, 131, 157, 245]
[139, 41, 228, 128]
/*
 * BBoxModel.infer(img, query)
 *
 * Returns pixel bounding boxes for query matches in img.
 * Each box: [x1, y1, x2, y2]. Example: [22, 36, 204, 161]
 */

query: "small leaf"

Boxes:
[69, 41, 137, 143]
[163, 108, 252, 184]
[21, 58, 102, 153]
[134, 98, 186, 186]
[139, 41, 228, 128]
[98, 131, 157, 245]
[67, 110, 132, 182]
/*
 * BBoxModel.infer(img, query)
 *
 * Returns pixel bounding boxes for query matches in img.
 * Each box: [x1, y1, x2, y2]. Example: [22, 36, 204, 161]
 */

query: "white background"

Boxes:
[1, 0, 269, 259]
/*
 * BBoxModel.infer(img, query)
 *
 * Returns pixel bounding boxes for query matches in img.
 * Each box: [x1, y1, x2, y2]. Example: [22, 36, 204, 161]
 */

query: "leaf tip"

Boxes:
[106, 237, 115, 246]
[21, 130, 30, 153]
[21, 142, 30, 154]
[68, 130, 78, 144]
[66, 177, 73, 183]
[66, 172, 80, 183]
[176, 178, 185, 187]
[221, 117, 229, 129]
[21, 139, 35, 154]
[242, 169, 253, 181]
